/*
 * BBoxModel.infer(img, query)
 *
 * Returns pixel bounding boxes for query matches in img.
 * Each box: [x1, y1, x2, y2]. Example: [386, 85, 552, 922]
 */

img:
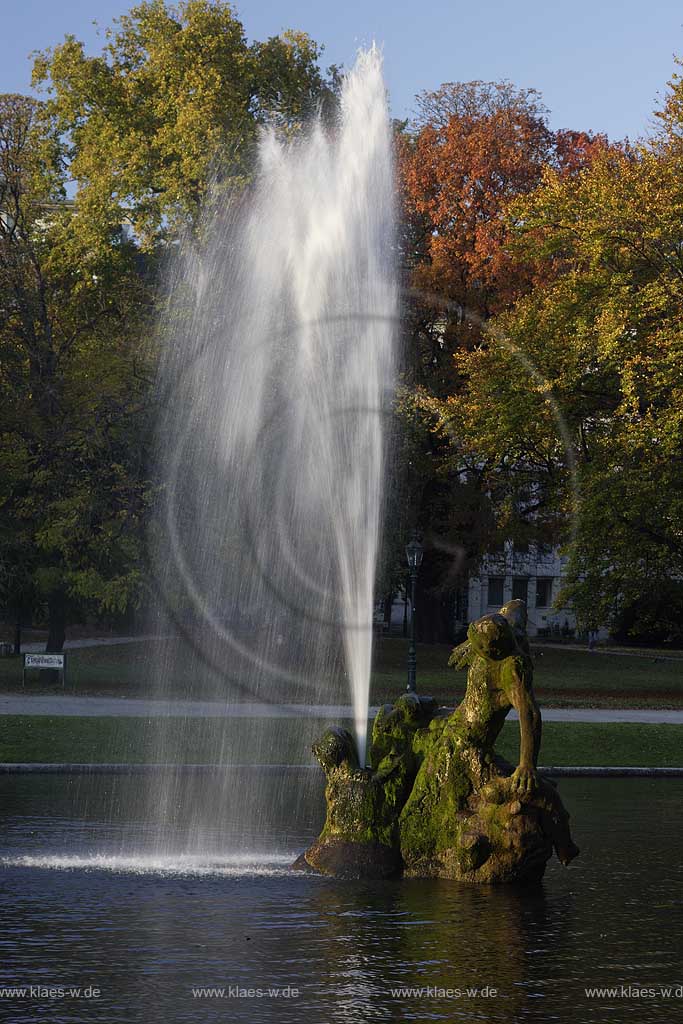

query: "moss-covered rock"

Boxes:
[295, 726, 402, 879]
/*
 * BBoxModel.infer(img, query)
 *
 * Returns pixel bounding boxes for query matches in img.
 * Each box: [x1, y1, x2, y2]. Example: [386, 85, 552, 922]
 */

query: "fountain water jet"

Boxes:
[150, 46, 396, 844]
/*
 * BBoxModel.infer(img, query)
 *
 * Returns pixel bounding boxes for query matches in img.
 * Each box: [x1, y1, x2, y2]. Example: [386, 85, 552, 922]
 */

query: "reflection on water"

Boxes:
[0, 774, 681, 1023]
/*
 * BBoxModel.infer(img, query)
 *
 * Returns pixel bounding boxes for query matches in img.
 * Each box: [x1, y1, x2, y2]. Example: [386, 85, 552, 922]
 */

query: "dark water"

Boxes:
[0, 774, 681, 1023]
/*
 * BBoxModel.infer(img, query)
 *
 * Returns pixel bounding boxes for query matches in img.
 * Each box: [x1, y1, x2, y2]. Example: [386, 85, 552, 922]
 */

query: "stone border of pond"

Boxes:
[1, 763, 682, 776]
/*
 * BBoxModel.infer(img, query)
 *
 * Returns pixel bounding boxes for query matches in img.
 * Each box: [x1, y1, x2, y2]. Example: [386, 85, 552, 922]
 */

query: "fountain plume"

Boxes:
[151, 47, 395, 841]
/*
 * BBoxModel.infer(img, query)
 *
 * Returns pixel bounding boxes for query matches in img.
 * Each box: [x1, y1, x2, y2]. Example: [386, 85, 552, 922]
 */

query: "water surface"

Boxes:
[0, 774, 681, 1023]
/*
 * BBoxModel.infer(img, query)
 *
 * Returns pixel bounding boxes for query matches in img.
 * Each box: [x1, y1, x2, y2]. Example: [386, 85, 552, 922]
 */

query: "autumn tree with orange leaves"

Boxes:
[400, 81, 609, 366]
[390, 81, 609, 641]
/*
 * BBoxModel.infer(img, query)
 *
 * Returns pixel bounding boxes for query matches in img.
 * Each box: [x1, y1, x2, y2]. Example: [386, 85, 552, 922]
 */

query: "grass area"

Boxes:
[372, 638, 683, 708]
[0, 715, 681, 768]
[0, 715, 332, 765]
[0, 635, 681, 707]
[0, 642, 174, 697]
[496, 722, 683, 768]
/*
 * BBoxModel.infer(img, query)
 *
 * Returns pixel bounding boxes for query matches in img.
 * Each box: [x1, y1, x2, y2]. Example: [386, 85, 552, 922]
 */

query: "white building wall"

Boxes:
[455, 543, 590, 638]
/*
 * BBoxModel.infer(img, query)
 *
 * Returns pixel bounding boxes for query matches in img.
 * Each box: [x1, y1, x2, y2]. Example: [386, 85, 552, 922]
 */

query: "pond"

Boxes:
[0, 772, 681, 1023]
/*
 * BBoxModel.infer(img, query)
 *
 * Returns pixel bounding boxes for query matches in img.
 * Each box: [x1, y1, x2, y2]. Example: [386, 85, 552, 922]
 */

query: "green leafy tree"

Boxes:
[32, 0, 339, 246]
[1, 3, 337, 651]
[0, 93, 151, 650]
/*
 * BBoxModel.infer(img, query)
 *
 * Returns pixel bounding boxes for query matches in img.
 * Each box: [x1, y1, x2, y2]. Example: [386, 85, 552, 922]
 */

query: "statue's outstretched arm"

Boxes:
[504, 657, 542, 795]
[448, 640, 472, 670]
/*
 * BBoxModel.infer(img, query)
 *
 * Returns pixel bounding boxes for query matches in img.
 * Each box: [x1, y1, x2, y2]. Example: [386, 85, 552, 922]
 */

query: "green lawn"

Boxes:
[0, 714, 327, 765]
[0, 634, 681, 708]
[0, 642, 177, 696]
[0, 715, 681, 768]
[371, 638, 683, 708]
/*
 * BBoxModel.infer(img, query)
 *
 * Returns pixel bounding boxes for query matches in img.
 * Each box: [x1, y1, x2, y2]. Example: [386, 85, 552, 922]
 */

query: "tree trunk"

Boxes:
[415, 579, 454, 645]
[13, 617, 21, 656]
[46, 591, 66, 653]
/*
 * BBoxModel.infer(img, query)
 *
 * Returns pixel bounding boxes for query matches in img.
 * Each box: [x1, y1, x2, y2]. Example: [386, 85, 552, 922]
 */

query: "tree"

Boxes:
[440, 62, 683, 637]
[394, 82, 608, 640]
[32, 1, 339, 247]
[1, 3, 338, 651]
[0, 93, 151, 650]
[402, 82, 554, 325]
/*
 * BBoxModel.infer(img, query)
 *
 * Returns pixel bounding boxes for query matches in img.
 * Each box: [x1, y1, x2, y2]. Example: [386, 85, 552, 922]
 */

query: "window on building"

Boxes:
[487, 577, 505, 606]
[455, 587, 469, 623]
[535, 578, 552, 608]
[512, 577, 529, 602]
[488, 537, 506, 559]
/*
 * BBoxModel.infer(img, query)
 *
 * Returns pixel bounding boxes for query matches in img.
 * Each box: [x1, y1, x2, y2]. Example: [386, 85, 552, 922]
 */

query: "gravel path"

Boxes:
[19, 634, 172, 654]
[1, 695, 682, 723]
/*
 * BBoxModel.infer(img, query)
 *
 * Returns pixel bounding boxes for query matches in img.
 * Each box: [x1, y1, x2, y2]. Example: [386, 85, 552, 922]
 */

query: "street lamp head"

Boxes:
[405, 532, 424, 570]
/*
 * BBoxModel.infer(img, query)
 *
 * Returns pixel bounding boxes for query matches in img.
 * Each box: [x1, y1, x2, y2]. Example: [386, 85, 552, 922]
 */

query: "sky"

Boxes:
[3, 0, 683, 141]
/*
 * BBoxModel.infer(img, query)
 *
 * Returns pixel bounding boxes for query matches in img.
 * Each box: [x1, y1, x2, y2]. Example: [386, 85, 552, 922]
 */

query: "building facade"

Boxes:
[384, 541, 610, 641]
[454, 543, 579, 638]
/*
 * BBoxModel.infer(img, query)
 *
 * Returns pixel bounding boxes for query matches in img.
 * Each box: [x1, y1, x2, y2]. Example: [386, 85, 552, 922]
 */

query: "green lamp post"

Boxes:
[405, 532, 424, 693]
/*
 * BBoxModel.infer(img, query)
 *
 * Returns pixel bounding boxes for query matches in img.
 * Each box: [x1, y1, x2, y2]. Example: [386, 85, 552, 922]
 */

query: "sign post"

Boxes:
[22, 653, 67, 689]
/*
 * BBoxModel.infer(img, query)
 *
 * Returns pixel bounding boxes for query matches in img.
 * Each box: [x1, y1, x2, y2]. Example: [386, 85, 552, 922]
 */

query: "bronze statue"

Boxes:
[296, 601, 579, 882]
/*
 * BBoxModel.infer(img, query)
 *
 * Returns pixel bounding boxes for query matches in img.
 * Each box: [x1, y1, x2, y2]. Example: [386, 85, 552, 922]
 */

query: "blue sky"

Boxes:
[4, 0, 683, 140]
